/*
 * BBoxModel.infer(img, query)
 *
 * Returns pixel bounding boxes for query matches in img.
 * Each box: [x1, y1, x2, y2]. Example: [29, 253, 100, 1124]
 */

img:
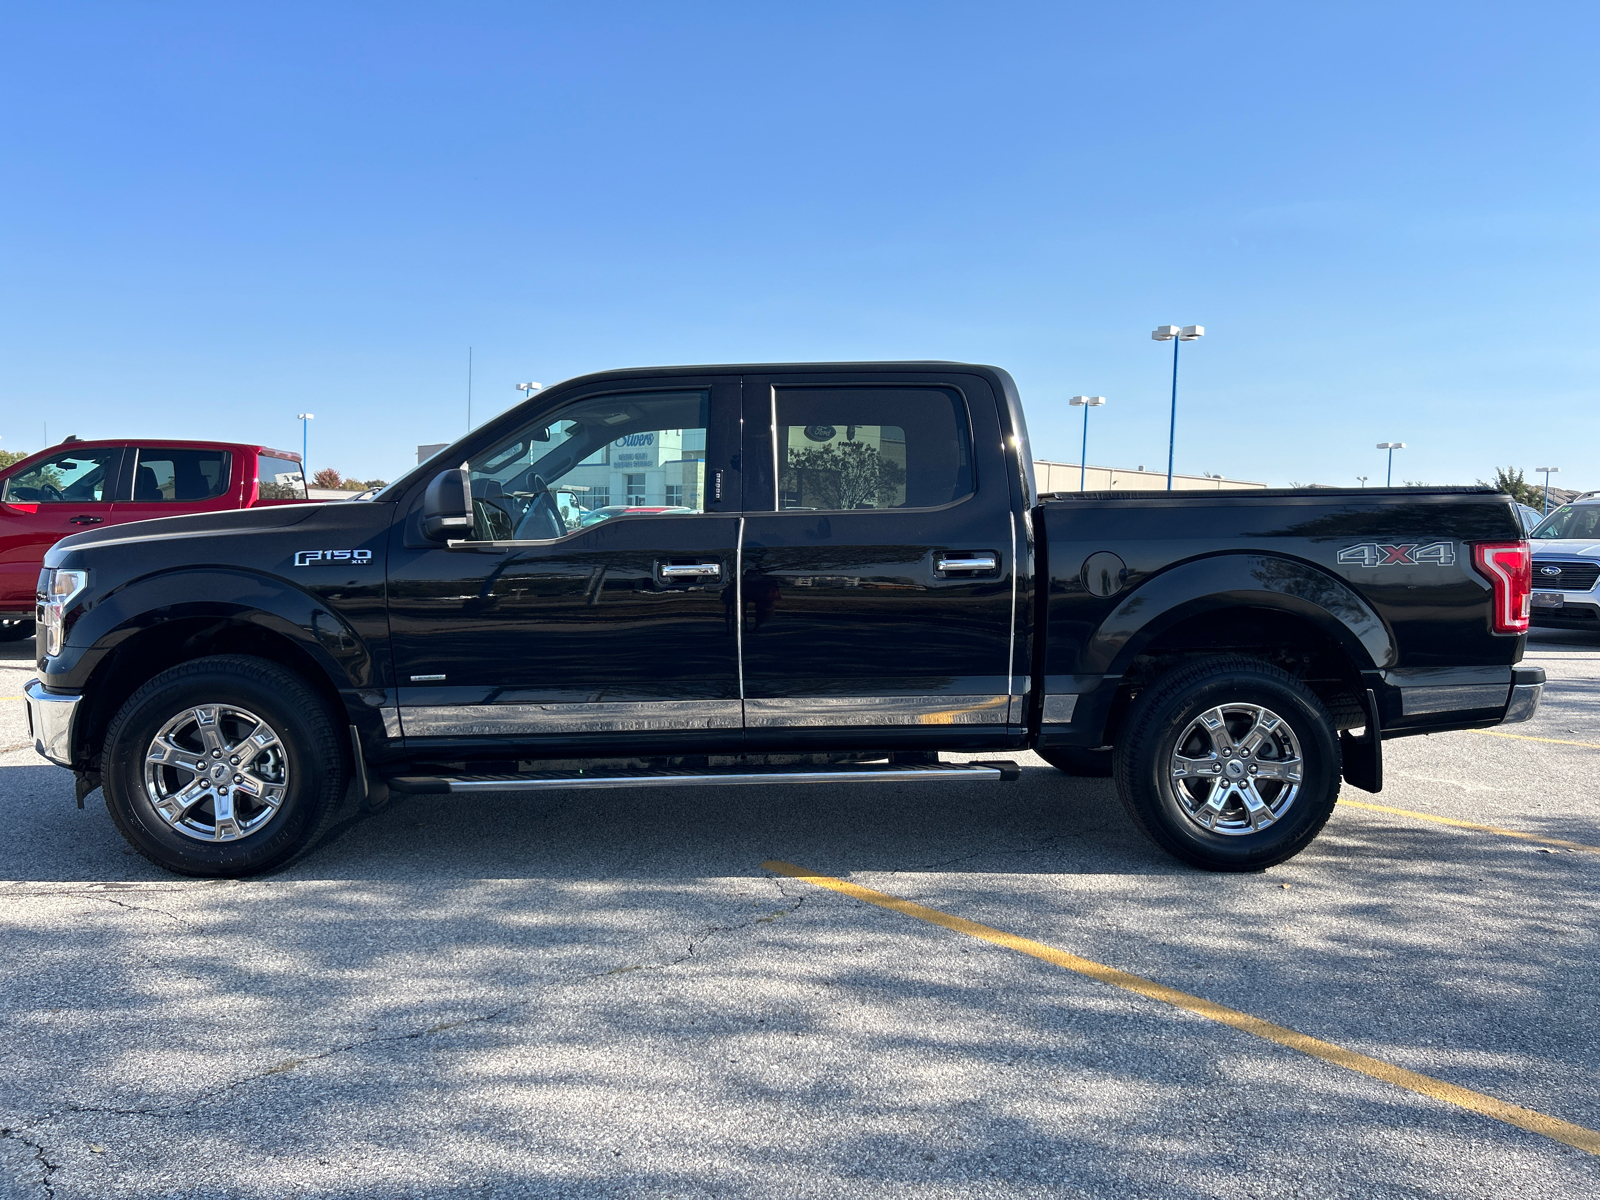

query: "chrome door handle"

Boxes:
[935, 552, 998, 572]
[68, 515, 104, 526]
[658, 562, 722, 579]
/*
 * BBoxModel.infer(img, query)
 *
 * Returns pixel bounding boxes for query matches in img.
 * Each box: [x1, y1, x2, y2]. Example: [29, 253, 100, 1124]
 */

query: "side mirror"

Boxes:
[421, 466, 472, 541]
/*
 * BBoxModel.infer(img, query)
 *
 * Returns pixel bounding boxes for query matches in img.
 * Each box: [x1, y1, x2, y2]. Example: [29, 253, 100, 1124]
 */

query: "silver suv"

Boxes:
[1530, 498, 1600, 630]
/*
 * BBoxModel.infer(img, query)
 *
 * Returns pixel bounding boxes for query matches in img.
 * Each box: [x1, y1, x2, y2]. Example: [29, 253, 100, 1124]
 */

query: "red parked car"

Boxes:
[0, 439, 312, 637]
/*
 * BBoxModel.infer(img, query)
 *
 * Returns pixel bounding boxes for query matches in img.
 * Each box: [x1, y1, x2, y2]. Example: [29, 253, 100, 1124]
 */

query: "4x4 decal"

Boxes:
[1336, 541, 1456, 568]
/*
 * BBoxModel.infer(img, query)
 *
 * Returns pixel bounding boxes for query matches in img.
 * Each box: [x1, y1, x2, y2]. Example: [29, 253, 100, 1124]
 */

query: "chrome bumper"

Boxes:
[25, 679, 80, 767]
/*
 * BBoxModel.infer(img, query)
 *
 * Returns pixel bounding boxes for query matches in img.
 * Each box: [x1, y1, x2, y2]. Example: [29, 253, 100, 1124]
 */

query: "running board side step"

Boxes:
[386, 761, 1021, 795]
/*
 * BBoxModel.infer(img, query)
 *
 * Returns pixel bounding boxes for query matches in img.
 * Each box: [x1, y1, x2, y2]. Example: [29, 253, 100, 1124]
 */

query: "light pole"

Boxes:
[1152, 324, 1204, 490]
[517, 382, 543, 403]
[1377, 442, 1405, 487]
[1536, 466, 1560, 515]
[1357, 475, 1369, 487]
[296, 414, 314, 484]
[1068, 396, 1105, 490]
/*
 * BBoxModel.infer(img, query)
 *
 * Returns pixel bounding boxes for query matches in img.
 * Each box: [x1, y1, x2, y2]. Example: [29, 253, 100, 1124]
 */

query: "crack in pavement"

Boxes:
[0, 1126, 58, 1199]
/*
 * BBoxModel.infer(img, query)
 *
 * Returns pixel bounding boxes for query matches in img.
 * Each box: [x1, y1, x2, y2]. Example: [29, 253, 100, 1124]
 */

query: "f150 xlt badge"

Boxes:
[1336, 541, 1456, 567]
[294, 549, 373, 567]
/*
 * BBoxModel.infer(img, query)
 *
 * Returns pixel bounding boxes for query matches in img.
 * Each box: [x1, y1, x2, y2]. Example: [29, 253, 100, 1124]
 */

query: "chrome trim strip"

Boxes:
[735, 516, 746, 706]
[769, 385, 780, 509]
[400, 699, 744, 737]
[1042, 694, 1079, 724]
[1400, 684, 1509, 716]
[659, 563, 721, 578]
[437, 763, 1007, 793]
[380, 706, 403, 739]
[25, 679, 79, 767]
[743, 695, 1009, 728]
[1502, 683, 1544, 725]
[1006, 509, 1017, 724]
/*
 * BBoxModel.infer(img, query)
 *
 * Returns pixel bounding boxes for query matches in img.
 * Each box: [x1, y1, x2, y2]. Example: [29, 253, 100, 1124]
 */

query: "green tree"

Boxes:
[1476, 466, 1542, 507]
[0, 450, 28, 470]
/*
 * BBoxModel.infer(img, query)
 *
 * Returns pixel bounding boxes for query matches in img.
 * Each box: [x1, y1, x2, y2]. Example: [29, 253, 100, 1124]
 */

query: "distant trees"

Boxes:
[311, 468, 387, 491]
[0, 450, 27, 470]
[1477, 466, 1542, 507]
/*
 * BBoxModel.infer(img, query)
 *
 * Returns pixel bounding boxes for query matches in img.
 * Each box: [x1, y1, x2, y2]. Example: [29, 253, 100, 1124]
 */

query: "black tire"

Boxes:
[102, 655, 349, 878]
[0, 618, 34, 642]
[1113, 655, 1341, 872]
[1037, 746, 1114, 777]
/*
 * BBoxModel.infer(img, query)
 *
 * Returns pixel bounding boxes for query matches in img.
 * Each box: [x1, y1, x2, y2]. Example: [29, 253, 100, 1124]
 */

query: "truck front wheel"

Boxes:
[102, 655, 349, 877]
[1113, 656, 1341, 872]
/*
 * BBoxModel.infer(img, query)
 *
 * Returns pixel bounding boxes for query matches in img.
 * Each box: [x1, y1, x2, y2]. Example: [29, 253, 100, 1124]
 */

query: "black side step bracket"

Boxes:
[386, 760, 1020, 796]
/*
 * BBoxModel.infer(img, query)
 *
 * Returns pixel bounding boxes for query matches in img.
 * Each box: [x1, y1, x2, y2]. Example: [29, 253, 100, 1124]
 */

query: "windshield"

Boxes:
[1531, 504, 1600, 540]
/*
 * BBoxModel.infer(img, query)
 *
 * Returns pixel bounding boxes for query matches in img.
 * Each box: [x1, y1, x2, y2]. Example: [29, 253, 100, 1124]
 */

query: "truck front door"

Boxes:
[0, 447, 124, 613]
[737, 371, 1022, 751]
[386, 377, 744, 759]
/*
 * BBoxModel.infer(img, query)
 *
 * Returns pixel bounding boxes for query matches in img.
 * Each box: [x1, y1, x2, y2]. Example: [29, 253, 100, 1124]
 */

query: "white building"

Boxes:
[1034, 460, 1267, 493]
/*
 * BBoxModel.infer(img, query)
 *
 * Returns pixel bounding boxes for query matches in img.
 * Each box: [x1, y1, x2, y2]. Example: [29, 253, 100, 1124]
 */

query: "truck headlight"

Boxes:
[38, 569, 88, 657]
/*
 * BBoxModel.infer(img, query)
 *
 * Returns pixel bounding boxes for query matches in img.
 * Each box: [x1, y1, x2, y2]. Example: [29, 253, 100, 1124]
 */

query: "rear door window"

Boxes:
[256, 455, 307, 500]
[773, 387, 974, 511]
[131, 449, 231, 502]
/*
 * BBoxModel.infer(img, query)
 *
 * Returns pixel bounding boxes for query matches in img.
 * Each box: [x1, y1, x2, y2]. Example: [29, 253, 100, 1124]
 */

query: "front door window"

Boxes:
[465, 390, 709, 539]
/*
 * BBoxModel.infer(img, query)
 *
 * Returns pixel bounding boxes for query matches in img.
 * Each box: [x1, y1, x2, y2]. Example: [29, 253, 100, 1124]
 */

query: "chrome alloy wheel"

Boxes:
[142, 705, 290, 842]
[1169, 704, 1304, 836]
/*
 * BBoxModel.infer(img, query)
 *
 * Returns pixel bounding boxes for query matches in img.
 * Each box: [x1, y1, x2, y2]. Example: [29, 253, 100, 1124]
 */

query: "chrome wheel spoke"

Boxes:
[1252, 757, 1303, 783]
[146, 735, 204, 774]
[1193, 785, 1229, 829]
[211, 790, 241, 841]
[1239, 781, 1274, 830]
[1235, 708, 1281, 757]
[1198, 707, 1235, 752]
[153, 778, 210, 825]
[1171, 754, 1221, 780]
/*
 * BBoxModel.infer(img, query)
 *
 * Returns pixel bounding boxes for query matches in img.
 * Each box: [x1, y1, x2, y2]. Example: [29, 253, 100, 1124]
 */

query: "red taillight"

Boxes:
[1472, 541, 1531, 634]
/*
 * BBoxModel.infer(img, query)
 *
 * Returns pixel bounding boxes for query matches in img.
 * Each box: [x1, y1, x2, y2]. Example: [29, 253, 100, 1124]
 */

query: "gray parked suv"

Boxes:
[1530, 498, 1600, 630]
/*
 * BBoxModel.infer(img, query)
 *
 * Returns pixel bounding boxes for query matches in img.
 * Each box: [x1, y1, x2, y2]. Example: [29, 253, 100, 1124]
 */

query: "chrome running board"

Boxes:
[387, 760, 1020, 795]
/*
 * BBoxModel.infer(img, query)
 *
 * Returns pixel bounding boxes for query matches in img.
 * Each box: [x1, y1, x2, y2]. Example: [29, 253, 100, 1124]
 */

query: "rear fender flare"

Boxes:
[1087, 553, 1396, 678]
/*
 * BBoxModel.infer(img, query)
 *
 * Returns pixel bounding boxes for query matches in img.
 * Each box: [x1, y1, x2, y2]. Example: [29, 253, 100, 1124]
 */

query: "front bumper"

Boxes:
[25, 678, 80, 767]
[1530, 589, 1600, 628]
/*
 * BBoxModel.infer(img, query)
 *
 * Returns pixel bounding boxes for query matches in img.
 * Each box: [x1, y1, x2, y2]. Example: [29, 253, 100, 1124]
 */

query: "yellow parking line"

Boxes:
[1470, 729, 1600, 750]
[1339, 798, 1600, 855]
[763, 859, 1600, 1156]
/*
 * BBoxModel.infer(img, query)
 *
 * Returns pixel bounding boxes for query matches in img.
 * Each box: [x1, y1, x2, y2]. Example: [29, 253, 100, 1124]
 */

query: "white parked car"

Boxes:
[1529, 499, 1600, 631]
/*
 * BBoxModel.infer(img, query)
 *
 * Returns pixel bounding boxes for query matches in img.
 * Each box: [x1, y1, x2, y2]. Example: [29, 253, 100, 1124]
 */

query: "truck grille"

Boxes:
[1533, 560, 1600, 592]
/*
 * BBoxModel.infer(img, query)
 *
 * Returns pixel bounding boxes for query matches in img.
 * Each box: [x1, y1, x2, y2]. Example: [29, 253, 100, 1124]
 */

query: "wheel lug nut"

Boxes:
[230, 757, 239, 765]
[212, 750, 222, 758]
[233, 775, 242, 783]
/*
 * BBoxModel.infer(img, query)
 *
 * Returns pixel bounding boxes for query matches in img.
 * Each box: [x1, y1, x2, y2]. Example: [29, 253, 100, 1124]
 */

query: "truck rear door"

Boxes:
[112, 446, 239, 524]
[737, 370, 1021, 750]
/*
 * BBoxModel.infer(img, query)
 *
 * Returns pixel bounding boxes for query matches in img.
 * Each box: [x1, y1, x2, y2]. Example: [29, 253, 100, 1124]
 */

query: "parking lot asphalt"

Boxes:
[2, 633, 1597, 1199]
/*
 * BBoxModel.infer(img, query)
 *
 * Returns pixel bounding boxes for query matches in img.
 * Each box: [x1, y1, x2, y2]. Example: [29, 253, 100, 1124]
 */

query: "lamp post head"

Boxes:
[1151, 325, 1180, 341]
[1536, 466, 1559, 473]
[297, 413, 314, 420]
[1069, 396, 1106, 407]
[1377, 442, 1404, 450]
[516, 382, 543, 395]
[1179, 325, 1204, 340]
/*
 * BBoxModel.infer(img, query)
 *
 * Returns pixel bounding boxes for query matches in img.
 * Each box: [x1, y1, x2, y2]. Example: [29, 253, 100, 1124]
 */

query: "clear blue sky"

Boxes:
[3, 2, 1596, 489]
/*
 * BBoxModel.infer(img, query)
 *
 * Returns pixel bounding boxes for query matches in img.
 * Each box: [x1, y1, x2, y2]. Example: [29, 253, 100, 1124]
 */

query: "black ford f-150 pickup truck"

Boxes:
[26, 362, 1544, 877]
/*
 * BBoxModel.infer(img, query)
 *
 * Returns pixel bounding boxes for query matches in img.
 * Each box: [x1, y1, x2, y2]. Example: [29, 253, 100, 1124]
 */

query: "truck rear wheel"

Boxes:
[1113, 656, 1340, 872]
[102, 655, 348, 878]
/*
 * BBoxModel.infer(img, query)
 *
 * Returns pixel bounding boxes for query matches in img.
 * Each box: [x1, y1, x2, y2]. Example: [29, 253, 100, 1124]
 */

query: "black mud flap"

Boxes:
[73, 770, 101, 810]
[1339, 688, 1383, 794]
